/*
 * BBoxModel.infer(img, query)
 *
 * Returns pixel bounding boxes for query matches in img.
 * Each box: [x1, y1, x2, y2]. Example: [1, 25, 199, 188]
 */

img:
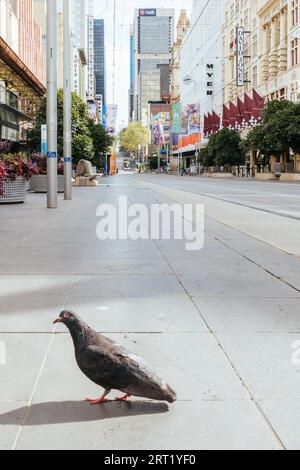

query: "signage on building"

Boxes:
[150, 103, 171, 145]
[236, 27, 245, 87]
[171, 103, 182, 134]
[139, 9, 156, 17]
[41, 125, 47, 155]
[96, 95, 103, 124]
[73, 49, 80, 96]
[182, 104, 201, 135]
[88, 102, 97, 121]
[87, 15, 95, 100]
[106, 104, 118, 135]
[206, 64, 214, 96]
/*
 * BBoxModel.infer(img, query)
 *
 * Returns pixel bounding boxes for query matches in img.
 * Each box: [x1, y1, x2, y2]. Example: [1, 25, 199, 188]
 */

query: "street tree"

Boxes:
[28, 89, 95, 164]
[119, 123, 149, 155]
[246, 100, 300, 164]
[88, 120, 113, 168]
[206, 128, 245, 168]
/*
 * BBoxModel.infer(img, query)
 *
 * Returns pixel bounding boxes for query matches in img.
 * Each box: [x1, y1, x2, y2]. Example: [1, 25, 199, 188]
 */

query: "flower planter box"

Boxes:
[29, 174, 64, 193]
[0, 176, 26, 203]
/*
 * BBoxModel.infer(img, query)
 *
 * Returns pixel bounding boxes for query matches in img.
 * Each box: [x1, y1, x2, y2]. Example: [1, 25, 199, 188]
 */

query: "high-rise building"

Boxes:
[170, 10, 190, 104]
[180, 0, 227, 118]
[50, 0, 87, 100]
[128, 25, 134, 122]
[132, 8, 175, 125]
[93, 18, 106, 104]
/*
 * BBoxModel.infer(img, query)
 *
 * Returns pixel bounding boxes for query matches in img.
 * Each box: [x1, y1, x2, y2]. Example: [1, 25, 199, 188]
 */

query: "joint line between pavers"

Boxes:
[11, 328, 57, 450]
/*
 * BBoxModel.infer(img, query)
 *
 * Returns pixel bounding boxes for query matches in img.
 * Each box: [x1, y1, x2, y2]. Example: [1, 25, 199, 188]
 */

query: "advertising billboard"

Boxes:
[88, 102, 97, 121]
[150, 103, 171, 145]
[171, 103, 182, 134]
[106, 104, 118, 135]
[182, 103, 201, 134]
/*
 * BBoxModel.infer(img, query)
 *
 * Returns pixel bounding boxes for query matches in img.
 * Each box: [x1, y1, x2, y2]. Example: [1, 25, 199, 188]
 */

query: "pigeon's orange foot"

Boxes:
[115, 393, 130, 402]
[85, 397, 110, 405]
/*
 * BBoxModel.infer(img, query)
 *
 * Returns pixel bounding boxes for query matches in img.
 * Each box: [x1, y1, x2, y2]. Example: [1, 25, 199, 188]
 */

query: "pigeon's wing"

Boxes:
[78, 344, 142, 390]
[110, 350, 176, 402]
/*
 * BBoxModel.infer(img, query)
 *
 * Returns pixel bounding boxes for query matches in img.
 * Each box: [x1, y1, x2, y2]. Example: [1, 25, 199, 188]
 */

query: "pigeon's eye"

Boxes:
[63, 312, 71, 319]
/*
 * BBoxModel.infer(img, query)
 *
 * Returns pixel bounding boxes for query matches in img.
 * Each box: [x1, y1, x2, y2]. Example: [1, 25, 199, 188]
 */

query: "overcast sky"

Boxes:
[93, 0, 193, 130]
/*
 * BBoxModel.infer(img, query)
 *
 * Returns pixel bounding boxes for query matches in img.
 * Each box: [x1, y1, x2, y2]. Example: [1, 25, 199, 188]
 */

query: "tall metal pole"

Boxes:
[46, 0, 58, 208]
[63, 0, 72, 199]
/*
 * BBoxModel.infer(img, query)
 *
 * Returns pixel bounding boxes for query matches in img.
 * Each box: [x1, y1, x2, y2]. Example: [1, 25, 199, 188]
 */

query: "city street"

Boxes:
[1, 174, 300, 450]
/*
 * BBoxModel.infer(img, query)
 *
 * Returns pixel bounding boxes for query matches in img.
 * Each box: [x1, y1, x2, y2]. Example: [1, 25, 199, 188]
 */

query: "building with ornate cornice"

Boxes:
[170, 10, 190, 104]
[222, 0, 300, 106]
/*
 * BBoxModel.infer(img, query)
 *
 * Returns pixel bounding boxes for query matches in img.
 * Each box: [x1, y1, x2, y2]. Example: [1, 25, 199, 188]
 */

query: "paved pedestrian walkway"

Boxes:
[0, 174, 300, 449]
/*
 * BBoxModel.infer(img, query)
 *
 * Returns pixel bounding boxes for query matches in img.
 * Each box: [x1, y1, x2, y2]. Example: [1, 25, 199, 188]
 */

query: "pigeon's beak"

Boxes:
[53, 318, 62, 324]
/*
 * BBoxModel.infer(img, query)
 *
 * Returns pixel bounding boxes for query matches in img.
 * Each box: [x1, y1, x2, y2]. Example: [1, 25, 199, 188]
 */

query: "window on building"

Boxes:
[252, 34, 258, 57]
[291, 38, 298, 67]
[253, 65, 258, 87]
[292, 0, 299, 27]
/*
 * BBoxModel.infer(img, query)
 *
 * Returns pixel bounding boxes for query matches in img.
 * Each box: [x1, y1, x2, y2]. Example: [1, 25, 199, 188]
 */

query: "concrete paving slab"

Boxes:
[84, 239, 164, 259]
[0, 402, 27, 450]
[0, 256, 82, 275]
[0, 275, 76, 298]
[259, 399, 300, 450]
[13, 399, 281, 450]
[194, 298, 300, 333]
[79, 258, 173, 276]
[69, 274, 186, 299]
[168, 254, 251, 276]
[222, 239, 300, 292]
[64, 294, 207, 333]
[179, 266, 297, 298]
[32, 333, 247, 403]
[216, 333, 300, 399]
[0, 296, 66, 333]
[0, 334, 50, 401]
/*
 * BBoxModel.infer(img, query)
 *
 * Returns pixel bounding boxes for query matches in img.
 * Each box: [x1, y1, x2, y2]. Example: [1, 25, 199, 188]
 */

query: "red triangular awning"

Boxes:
[207, 112, 213, 135]
[222, 104, 230, 128]
[204, 114, 209, 136]
[212, 111, 221, 133]
[252, 89, 265, 120]
[237, 98, 244, 124]
[243, 93, 253, 123]
[229, 101, 238, 128]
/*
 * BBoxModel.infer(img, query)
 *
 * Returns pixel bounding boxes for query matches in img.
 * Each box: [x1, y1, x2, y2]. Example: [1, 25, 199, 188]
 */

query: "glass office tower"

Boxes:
[133, 8, 174, 124]
[94, 18, 106, 105]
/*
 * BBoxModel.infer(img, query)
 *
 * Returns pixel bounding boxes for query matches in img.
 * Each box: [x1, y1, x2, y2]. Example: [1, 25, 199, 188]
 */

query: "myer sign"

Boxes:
[139, 9, 156, 16]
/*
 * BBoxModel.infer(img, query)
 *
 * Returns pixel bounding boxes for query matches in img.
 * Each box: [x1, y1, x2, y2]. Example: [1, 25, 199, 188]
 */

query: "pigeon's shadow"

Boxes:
[0, 400, 169, 426]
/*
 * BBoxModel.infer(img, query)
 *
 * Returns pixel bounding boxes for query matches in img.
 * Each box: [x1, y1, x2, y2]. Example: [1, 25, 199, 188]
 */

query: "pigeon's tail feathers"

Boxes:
[163, 383, 177, 403]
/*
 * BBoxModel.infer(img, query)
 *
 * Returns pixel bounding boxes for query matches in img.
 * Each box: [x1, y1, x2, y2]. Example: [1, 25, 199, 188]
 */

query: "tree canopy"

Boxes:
[245, 100, 300, 161]
[28, 89, 112, 166]
[201, 128, 245, 168]
[119, 123, 149, 154]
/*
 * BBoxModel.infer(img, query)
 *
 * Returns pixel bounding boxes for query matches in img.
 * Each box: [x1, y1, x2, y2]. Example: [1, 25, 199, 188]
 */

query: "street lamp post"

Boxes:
[46, 0, 58, 208]
[63, 0, 72, 200]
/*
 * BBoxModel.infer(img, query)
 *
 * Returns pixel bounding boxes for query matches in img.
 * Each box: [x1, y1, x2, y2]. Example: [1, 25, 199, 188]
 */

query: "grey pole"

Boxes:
[63, 0, 72, 199]
[46, 0, 58, 208]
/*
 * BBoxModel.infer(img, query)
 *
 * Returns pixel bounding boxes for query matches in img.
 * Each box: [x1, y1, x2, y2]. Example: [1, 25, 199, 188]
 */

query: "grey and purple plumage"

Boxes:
[54, 311, 177, 404]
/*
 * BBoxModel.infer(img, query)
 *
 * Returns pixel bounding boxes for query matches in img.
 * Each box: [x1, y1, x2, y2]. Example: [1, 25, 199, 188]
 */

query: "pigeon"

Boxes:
[53, 311, 177, 405]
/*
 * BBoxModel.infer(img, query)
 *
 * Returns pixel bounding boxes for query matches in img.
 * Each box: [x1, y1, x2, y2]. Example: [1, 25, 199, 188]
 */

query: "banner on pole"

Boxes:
[171, 103, 182, 134]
